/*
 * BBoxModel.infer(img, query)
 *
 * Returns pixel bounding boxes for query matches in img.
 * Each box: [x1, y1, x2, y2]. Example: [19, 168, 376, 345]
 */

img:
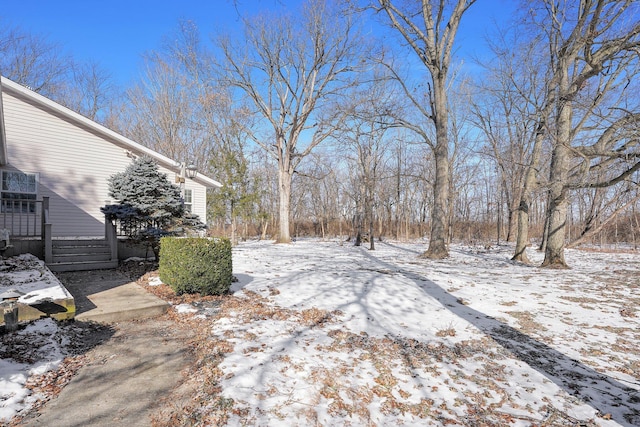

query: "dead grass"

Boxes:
[435, 325, 457, 337]
[136, 249, 640, 425]
[20, 249, 639, 426]
[506, 311, 548, 334]
[141, 277, 344, 426]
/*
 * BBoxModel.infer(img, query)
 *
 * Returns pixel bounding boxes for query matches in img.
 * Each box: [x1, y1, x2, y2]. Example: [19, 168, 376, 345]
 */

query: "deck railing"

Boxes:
[0, 197, 53, 262]
[113, 218, 163, 237]
[0, 197, 48, 238]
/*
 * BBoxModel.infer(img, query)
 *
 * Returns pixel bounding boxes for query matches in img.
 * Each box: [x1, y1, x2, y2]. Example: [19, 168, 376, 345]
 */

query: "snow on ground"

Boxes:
[0, 255, 72, 422]
[213, 239, 640, 426]
[0, 254, 71, 304]
[0, 255, 107, 423]
[1, 240, 639, 425]
[0, 319, 65, 421]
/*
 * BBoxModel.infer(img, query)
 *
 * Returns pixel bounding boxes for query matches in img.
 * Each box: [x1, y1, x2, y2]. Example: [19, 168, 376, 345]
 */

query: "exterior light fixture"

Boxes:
[185, 163, 198, 179]
[175, 162, 198, 183]
[176, 162, 198, 207]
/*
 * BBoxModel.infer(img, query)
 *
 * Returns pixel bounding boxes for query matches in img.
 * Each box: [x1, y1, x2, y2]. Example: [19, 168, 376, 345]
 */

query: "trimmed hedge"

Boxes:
[159, 237, 232, 295]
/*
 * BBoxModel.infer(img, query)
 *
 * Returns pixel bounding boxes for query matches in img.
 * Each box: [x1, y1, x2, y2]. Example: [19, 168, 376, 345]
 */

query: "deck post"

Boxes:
[42, 197, 53, 263]
[105, 216, 118, 261]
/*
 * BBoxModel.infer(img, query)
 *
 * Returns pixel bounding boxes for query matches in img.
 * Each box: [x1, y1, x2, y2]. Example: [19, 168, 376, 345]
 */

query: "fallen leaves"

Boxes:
[2, 320, 113, 425]
[24, 355, 87, 407]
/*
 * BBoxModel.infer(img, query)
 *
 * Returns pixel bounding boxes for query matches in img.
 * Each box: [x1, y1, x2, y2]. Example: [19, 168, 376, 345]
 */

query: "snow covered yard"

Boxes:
[187, 239, 640, 426]
[2, 239, 639, 426]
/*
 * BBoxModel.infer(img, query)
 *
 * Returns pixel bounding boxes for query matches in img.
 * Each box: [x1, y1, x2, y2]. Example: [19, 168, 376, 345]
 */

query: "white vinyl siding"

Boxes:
[2, 91, 209, 237]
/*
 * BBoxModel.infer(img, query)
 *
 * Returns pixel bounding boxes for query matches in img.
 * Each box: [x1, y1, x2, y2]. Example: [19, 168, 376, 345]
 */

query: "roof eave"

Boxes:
[193, 175, 223, 188]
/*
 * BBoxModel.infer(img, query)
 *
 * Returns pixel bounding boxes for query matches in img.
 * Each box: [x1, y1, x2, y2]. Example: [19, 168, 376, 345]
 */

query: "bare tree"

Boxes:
[125, 53, 198, 162]
[375, 0, 477, 258]
[1, 22, 118, 123]
[294, 151, 344, 240]
[336, 72, 397, 249]
[532, 0, 640, 267]
[568, 183, 640, 248]
[0, 23, 70, 96]
[472, 29, 552, 262]
[64, 61, 118, 121]
[218, 0, 364, 243]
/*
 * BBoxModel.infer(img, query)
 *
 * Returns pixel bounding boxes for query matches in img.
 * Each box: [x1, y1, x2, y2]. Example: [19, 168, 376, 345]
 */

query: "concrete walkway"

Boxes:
[20, 269, 193, 427]
[58, 269, 170, 323]
[22, 318, 194, 427]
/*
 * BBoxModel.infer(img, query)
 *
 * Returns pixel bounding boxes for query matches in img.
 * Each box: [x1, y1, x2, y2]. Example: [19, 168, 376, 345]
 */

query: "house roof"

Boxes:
[0, 76, 221, 188]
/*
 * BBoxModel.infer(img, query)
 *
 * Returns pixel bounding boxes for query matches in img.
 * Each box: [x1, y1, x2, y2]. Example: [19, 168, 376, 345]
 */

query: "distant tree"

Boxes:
[65, 61, 118, 122]
[337, 70, 398, 249]
[0, 22, 119, 125]
[0, 23, 70, 96]
[208, 141, 259, 245]
[101, 156, 203, 259]
[217, 0, 364, 243]
[472, 29, 551, 262]
[124, 52, 196, 162]
[122, 21, 230, 181]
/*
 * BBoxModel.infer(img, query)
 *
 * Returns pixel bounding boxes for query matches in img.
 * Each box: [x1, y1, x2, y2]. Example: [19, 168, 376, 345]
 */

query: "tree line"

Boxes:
[2, 0, 638, 268]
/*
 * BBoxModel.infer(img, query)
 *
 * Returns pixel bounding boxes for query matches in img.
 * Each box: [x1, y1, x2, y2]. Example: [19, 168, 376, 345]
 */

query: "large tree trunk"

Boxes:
[513, 122, 545, 263]
[276, 167, 293, 243]
[378, 0, 473, 259]
[542, 69, 571, 268]
[368, 195, 375, 250]
[423, 83, 450, 259]
[354, 212, 362, 246]
[231, 215, 238, 245]
[542, 145, 569, 268]
[260, 220, 269, 241]
[512, 199, 532, 263]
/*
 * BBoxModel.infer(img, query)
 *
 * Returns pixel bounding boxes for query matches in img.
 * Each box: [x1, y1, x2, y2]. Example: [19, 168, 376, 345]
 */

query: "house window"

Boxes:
[183, 189, 193, 213]
[1, 171, 38, 213]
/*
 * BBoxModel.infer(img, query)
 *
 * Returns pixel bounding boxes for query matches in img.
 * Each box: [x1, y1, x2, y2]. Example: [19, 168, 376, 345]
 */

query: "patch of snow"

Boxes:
[174, 303, 198, 314]
[217, 239, 639, 425]
[0, 319, 65, 421]
[147, 277, 163, 287]
[1, 254, 71, 304]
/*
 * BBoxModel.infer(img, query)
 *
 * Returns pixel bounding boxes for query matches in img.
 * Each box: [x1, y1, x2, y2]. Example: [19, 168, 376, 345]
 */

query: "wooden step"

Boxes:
[48, 239, 117, 271]
[47, 260, 119, 272]
[52, 239, 109, 246]
[52, 252, 113, 263]
[52, 245, 111, 255]
[52, 240, 110, 253]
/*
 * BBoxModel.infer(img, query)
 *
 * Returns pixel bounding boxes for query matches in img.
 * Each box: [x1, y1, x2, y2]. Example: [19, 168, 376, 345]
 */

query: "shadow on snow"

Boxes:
[362, 243, 639, 426]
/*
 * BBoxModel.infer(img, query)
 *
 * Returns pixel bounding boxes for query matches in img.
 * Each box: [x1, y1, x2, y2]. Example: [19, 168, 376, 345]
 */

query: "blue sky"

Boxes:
[1, 0, 516, 86]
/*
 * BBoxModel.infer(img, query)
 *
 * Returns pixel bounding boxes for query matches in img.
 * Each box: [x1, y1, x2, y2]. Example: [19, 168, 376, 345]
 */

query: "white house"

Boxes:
[0, 76, 221, 270]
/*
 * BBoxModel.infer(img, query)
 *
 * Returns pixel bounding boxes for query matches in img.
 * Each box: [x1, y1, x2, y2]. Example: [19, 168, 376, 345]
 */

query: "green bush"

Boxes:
[159, 237, 232, 295]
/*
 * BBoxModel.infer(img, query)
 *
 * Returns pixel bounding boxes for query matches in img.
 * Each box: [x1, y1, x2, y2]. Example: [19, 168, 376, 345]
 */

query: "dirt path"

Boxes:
[20, 317, 194, 427]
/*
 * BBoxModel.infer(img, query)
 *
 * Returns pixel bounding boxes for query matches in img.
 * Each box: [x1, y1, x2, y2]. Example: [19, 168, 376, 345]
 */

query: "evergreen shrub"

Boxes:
[101, 156, 205, 260]
[159, 237, 232, 295]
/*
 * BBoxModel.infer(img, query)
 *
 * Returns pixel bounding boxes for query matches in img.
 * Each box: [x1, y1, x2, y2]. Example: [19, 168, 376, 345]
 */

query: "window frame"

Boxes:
[183, 188, 193, 213]
[1, 170, 39, 214]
